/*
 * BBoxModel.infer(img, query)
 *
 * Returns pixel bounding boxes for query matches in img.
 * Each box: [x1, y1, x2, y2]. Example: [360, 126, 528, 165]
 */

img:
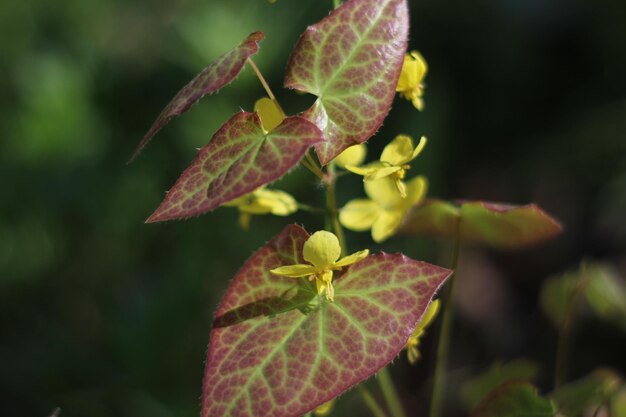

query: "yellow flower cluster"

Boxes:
[345, 135, 426, 197]
[337, 134, 428, 243]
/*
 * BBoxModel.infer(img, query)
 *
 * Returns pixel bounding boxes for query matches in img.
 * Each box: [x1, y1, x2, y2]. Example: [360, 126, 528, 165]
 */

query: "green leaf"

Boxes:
[584, 265, 626, 329]
[550, 369, 622, 416]
[400, 199, 562, 249]
[146, 113, 322, 222]
[130, 31, 264, 161]
[284, 0, 409, 165]
[540, 263, 626, 330]
[612, 388, 626, 417]
[462, 360, 540, 408]
[201, 224, 451, 417]
[539, 272, 579, 328]
[470, 381, 556, 417]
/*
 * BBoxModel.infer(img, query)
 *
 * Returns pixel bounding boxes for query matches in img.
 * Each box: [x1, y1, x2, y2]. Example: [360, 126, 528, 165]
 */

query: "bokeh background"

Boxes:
[1, 0, 625, 416]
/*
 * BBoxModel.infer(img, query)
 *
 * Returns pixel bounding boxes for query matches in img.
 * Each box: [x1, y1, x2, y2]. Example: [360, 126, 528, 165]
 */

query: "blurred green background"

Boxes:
[1, 0, 625, 416]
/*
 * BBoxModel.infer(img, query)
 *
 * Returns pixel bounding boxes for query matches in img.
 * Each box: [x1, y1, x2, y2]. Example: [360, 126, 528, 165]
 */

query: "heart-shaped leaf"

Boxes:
[470, 381, 556, 417]
[284, 0, 409, 165]
[146, 113, 322, 222]
[201, 224, 451, 417]
[131, 31, 264, 161]
[400, 199, 562, 249]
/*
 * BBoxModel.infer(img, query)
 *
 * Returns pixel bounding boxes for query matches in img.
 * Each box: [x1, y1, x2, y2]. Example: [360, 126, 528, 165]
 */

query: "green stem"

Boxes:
[554, 264, 589, 389]
[325, 162, 346, 255]
[297, 203, 325, 214]
[429, 217, 462, 417]
[305, 152, 326, 180]
[300, 158, 325, 181]
[358, 385, 390, 417]
[246, 57, 286, 116]
[377, 367, 407, 417]
[332, 0, 342, 9]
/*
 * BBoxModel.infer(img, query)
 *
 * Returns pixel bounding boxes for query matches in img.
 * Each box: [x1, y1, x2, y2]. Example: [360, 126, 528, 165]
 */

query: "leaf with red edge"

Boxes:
[130, 31, 264, 161]
[399, 199, 562, 249]
[284, 0, 409, 165]
[201, 224, 451, 417]
[146, 113, 322, 222]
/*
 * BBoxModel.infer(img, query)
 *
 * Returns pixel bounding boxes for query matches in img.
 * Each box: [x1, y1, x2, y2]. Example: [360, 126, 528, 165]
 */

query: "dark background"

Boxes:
[1, 0, 625, 416]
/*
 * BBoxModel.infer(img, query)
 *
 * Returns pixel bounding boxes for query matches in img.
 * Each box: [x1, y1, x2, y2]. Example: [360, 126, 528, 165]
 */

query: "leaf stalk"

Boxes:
[377, 367, 407, 417]
[554, 263, 590, 389]
[324, 161, 347, 256]
[247, 57, 286, 117]
[429, 216, 462, 417]
[358, 385, 390, 417]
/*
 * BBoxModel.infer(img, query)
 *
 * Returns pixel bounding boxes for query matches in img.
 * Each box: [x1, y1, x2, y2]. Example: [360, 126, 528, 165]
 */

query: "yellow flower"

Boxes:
[340, 176, 427, 243]
[345, 135, 426, 198]
[314, 399, 335, 416]
[270, 231, 369, 301]
[406, 299, 440, 364]
[224, 187, 297, 230]
[254, 97, 284, 133]
[396, 51, 428, 111]
[334, 144, 367, 168]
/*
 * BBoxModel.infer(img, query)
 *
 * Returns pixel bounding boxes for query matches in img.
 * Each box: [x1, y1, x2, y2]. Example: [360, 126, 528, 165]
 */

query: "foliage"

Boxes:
[3, 0, 626, 416]
[461, 360, 540, 408]
[469, 381, 556, 417]
[128, 0, 574, 415]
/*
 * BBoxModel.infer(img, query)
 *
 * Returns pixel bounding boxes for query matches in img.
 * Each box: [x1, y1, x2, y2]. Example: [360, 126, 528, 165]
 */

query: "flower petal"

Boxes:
[255, 189, 297, 216]
[371, 209, 405, 242]
[365, 177, 406, 208]
[416, 299, 440, 332]
[339, 199, 380, 231]
[381, 134, 415, 166]
[403, 175, 428, 208]
[254, 97, 284, 133]
[223, 190, 257, 207]
[407, 344, 420, 364]
[334, 144, 367, 168]
[365, 165, 402, 181]
[396, 55, 419, 93]
[314, 399, 335, 416]
[270, 264, 317, 277]
[410, 136, 427, 161]
[410, 50, 428, 81]
[334, 249, 369, 268]
[344, 161, 387, 177]
[303, 231, 341, 270]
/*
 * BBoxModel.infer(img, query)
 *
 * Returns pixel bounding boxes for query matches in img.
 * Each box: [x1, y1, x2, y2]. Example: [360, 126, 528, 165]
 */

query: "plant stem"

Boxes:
[358, 385, 390, 417]
[554, 265, 589, 389]
[305, 152, 326, 180]
[429, 217, 462, 417]
[377, 367, 407, 417]
[246, 57, 286, 116]
[324, 162, 346, 255]
[297, 203, 325, 214]
[300, 158, 325, 181]
[332, 0, 342, 9]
